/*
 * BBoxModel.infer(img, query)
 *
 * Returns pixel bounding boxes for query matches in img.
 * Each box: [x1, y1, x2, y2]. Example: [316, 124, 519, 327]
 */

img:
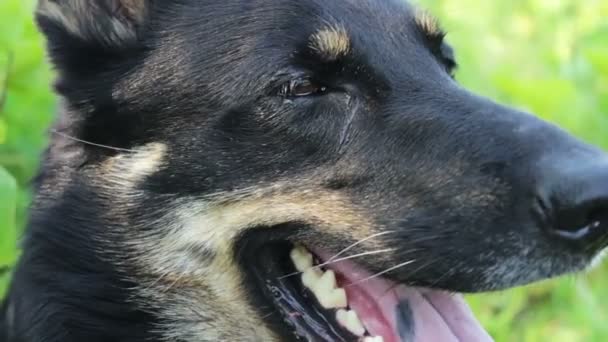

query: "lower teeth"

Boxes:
[336, 309, 366, 336]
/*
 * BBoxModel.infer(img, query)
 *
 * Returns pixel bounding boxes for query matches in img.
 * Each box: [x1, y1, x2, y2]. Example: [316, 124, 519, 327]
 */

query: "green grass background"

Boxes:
[0, 0, 607, 341]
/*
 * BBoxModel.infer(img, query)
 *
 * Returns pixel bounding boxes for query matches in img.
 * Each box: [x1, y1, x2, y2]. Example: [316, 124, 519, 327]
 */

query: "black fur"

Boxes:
[3, 0, 608, 341]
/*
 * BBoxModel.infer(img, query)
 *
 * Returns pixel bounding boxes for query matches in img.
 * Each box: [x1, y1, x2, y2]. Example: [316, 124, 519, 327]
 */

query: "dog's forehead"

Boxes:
[296, 0, 429, 39]
[180, 0, 429, 44]
[119, 0, 447, 109]
[156, 1, 440, 65]
[286, 1, 441, 67]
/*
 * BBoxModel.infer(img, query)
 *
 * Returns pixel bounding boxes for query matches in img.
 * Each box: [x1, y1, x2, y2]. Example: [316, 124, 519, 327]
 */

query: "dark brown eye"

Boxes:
[439, 43, 457, 76]
[279, 79, 327, 97]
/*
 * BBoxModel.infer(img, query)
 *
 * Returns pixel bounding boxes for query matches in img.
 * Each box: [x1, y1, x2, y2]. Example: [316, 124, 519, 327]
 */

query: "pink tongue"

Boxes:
[314, 249, 493, 342]
[386, 287, 494, 342]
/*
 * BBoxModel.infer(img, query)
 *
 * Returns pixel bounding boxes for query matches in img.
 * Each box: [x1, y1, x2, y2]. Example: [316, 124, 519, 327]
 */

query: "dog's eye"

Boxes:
[440, 43, 457, 76]
[279, 79, 327, 98]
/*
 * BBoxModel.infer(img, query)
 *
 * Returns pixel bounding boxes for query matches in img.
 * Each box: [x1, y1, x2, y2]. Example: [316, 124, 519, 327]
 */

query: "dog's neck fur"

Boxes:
[2, 172, 157, 342]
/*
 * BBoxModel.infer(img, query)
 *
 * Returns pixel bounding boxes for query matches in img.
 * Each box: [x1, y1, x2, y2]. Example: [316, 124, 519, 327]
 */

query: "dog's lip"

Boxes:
[311, 247, 495, 342]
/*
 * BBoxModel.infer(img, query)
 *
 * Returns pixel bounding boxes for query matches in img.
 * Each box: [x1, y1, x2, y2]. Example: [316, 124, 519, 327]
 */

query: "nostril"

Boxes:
[551, 201, 608, 242]
[553, 217, 601, 241]
[537, 158, 608, 245]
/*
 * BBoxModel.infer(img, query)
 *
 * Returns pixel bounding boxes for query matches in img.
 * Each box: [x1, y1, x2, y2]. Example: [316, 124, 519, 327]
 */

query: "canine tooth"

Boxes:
[362, 337, 384, 342]
[336, 309, 366, 337]
[302, 268, 347, 309]
[290, 246, 313, 272]
[317, 287, 347, 309]
[361, 337, 384, 342]
[302, 268, 323, 289]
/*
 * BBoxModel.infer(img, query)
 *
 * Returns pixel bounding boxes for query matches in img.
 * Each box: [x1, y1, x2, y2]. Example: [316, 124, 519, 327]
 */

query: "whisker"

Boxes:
[326, 231, 396, 263]
[277, 248, 395, 280]
[260, 310, 277, 320]
[345, 259, 417, 287]
[185, 306, 212, 325]
[374, 256, 441, 298]
[144, 269, 173, 292]
[162, 272, 187, 294]
[51, 129, 138, 153]
[319, 248, 395, 268]
[429, 265, 453, 287]
[398, 235, 445, 244]
[401, 257, 441, 280]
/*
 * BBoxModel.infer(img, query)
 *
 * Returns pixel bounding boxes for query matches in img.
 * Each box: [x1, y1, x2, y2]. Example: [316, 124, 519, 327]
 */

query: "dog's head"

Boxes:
[28, 0, 608, 341]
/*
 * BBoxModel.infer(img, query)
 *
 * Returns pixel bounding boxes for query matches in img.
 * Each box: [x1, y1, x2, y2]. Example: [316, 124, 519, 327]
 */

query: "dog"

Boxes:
[2, 0, 608, 341]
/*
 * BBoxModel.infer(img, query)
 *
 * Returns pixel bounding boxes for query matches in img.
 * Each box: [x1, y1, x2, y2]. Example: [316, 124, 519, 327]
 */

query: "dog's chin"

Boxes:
[237, 231, 494, 342]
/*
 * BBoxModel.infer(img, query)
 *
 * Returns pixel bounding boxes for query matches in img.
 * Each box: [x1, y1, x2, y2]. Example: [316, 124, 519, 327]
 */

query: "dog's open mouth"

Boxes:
[246, 242, 494, 342]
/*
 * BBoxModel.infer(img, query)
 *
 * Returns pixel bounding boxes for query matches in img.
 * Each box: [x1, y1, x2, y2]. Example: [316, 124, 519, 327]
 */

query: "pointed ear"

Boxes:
[36, 0, 151, 74]
[37, 0, 149, 48]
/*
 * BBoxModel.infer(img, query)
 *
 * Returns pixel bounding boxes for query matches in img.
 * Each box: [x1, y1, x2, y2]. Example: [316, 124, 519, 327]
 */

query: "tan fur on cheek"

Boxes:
[138, 188, 375, 279]
[127, 187, 375, 341]
[309, 24, 351, 61]
[174, 190, 374, 254]
[96, 142, 167, 192]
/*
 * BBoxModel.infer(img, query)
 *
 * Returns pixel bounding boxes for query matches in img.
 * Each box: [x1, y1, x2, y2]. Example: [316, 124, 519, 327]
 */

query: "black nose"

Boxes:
[538, 158, 608, 247]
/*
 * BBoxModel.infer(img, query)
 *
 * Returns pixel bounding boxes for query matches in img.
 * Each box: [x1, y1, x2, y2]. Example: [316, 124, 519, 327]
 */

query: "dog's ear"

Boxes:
[36, 0, 151, 75]
[37, 0, 149, 48]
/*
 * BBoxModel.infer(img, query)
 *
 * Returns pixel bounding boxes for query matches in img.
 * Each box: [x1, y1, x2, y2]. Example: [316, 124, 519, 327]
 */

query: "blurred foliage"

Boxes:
[0, 0, 606, 341]
[0, 0, 54, 296]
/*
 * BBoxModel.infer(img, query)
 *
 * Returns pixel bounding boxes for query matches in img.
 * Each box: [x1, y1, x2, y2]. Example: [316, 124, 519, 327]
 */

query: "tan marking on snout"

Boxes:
[309, 24, 351, 61]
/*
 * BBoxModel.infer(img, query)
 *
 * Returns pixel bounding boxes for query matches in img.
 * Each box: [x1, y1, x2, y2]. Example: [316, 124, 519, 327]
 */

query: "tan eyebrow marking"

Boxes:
[414, 9, 443, 38]
[309, 24, 351, 62]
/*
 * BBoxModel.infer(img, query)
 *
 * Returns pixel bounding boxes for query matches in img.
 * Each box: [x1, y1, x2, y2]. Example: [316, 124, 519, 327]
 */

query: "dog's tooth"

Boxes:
[302, 267, 323, 289]
[302, 267, 347, 309]
[317, 287, 348, 309]
[290, 246, 313, 272]
[336, 309, 366, 337]
[361, 337, 384, 342]
[316, 270, 337, 291]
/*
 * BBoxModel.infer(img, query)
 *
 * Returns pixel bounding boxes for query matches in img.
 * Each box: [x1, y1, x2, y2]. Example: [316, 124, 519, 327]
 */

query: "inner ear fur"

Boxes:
[36, 0, 150, 50]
